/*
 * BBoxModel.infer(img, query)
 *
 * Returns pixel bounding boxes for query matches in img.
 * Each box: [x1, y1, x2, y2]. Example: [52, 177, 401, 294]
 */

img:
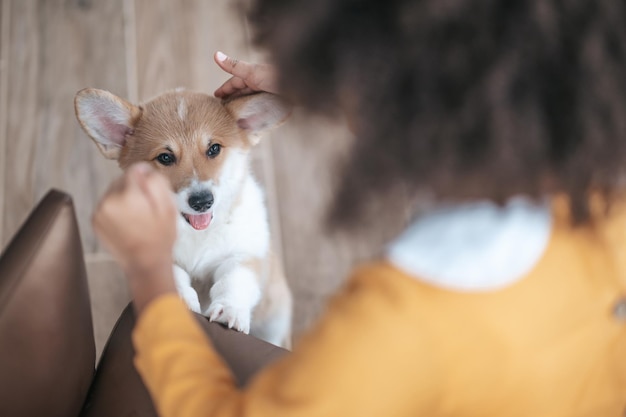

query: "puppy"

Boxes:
[75, 88, 292, 348]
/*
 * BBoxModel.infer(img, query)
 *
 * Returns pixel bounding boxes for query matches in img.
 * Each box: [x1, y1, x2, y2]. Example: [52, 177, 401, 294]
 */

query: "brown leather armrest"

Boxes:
[0, 190, 95, 417]
[81, 303, 287, 417]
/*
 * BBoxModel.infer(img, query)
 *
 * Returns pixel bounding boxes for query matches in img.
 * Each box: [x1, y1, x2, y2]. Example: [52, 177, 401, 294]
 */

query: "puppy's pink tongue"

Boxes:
[187, 213, 212, 230]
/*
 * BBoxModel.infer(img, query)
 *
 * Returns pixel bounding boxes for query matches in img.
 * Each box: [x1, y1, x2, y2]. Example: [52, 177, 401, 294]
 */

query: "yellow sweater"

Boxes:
[133, 200, 626, 417]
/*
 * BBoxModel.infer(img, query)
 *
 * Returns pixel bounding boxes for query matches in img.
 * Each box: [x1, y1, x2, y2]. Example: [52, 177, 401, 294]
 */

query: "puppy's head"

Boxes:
[75, 88, 290, 231]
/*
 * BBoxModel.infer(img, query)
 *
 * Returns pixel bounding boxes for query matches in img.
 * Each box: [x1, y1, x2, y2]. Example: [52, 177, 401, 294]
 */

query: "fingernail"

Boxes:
[216, 51, 227, 62]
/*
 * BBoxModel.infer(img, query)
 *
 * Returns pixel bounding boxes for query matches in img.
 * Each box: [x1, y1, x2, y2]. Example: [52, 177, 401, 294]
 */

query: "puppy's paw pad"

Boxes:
[205, 302, 251, 334]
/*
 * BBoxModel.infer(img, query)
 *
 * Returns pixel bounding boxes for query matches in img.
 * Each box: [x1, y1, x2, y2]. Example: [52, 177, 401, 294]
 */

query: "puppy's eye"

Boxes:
[207, 143, 221, 158]
[156, 153, 176, 166]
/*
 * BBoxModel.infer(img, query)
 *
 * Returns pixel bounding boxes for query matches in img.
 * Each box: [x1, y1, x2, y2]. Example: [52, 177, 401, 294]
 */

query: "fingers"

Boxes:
[214, 50, 257, 99]
[214, 77, 256, 99]
[93, 171, 133, 223]
[213, 51, 278, 98]
[132, 163, 177, 219]
[214, 51, 255, 81]
[93, 163, 174, 231]
[91, 163, 178, 292]
[119, 163, 176, 223]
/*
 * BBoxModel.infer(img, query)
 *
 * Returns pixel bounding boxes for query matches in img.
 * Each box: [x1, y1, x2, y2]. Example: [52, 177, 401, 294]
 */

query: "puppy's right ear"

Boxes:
[74, 88, 142, 160]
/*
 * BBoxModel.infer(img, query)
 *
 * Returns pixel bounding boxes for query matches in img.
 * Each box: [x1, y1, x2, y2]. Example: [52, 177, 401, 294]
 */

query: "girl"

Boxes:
[93, 1, 626, 415]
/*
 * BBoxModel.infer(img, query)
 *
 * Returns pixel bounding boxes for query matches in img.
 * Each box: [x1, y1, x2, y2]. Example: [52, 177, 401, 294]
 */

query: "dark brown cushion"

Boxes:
[0, 190, 95, 417]
[81, 303, 288, 417]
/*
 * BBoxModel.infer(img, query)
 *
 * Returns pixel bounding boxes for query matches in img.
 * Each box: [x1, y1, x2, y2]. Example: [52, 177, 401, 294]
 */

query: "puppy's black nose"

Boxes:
[188, 192, 214, 212]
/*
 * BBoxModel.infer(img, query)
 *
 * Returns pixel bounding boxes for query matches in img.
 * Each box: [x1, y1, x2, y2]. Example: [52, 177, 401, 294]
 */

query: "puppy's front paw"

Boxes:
[173, 265, 201, 313]
[206, 302, 251, 334]
[179, 286, 202, 313]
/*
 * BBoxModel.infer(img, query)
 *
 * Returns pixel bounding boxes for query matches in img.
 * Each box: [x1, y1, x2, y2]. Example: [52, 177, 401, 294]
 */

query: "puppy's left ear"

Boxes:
[224, 93, 291, 145]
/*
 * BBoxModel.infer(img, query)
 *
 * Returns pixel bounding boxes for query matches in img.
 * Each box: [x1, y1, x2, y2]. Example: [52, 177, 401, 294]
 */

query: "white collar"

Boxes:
[386, 197, 552, 292]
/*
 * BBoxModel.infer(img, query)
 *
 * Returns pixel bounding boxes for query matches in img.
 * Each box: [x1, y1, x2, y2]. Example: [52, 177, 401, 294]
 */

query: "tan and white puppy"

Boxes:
[75, 88, 292, 348]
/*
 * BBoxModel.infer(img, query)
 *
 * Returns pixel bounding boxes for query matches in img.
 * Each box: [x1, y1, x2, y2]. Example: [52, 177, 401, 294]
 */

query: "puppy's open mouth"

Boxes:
[182, 212, 213, 231]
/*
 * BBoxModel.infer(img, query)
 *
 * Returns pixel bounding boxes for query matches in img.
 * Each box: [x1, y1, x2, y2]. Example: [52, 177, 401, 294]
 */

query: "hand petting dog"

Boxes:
[213, 51, 278, 99]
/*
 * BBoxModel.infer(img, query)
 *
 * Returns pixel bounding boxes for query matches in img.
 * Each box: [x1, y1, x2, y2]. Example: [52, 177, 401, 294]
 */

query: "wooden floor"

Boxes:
[0, 0, 403, 353]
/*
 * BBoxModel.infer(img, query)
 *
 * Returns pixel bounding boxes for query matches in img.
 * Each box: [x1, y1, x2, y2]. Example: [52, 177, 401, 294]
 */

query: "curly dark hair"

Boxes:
[248, 0, 626, 228]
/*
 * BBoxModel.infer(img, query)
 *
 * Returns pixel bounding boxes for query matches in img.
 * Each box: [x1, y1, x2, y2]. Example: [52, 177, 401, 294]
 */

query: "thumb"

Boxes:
[125, 162, 154, 199]
[214, 51, 253, 80]
[126, 162, 153, 185]
[127, 163, 172, 211]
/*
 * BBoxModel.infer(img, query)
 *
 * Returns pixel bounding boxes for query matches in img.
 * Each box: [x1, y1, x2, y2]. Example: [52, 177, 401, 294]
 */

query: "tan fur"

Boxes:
[117, 91, 250, 192]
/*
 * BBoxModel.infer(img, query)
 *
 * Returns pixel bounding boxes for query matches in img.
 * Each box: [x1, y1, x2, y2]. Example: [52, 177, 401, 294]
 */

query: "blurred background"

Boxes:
[0, 0, 403, 356]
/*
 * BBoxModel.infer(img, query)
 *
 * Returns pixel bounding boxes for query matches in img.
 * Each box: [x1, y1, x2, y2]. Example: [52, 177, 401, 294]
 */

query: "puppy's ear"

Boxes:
[74, 88, 142, 159]
[224, 93, 291, 145]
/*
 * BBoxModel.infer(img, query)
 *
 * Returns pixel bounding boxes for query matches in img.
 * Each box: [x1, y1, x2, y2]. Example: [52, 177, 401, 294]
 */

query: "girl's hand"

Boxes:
[213, 51, 278, 99]
[92, 163, 178, 312]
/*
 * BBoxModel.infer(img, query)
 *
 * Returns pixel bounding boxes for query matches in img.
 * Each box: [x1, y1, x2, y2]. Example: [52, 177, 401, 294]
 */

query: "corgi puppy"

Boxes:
[75, 88, 292, 348]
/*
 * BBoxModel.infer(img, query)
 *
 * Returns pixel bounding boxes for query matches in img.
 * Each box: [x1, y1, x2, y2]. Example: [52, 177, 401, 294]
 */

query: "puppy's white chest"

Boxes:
[173, 221, 235, 279]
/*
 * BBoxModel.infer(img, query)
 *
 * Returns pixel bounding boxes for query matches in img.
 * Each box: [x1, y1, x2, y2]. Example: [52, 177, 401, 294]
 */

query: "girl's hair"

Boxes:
[249, 0, 626, 228]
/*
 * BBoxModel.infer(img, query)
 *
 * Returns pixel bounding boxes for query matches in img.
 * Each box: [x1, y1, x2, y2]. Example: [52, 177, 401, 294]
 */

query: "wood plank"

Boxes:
[2, 0, 127, 252]
[0, 0, 9, 246]
[249, 145, 283, 256]
[123, 0, 139, 103]
[268, 111, 409, 339]
[86, 255, 130, 362]
[134, 0, 251, 98]
[0, 0, 37, 253]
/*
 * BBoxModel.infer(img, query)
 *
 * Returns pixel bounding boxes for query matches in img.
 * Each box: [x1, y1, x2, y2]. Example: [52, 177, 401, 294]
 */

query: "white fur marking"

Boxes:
[202, 133, 212, 147]
[177, 98, 187, 121]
